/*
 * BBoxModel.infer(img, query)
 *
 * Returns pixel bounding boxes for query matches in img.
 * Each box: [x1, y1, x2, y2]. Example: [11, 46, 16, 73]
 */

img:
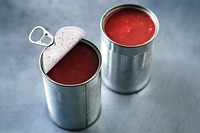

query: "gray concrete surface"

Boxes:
[0, 0, 200, 133]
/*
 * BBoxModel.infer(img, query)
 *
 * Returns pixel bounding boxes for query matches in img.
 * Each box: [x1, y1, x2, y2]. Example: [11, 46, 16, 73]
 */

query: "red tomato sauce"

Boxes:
[47, 42, 99, 85]
[104, 8, 155, 46]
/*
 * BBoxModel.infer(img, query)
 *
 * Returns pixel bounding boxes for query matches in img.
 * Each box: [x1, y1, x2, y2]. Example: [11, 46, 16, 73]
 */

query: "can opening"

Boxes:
[101, 4, 159, 47]
[39, 39, 102, 87]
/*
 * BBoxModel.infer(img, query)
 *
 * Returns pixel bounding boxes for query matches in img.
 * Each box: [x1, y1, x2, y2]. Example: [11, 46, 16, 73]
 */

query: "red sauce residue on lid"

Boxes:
[104, 8, 156, 46]
[47, 41, 99, 85]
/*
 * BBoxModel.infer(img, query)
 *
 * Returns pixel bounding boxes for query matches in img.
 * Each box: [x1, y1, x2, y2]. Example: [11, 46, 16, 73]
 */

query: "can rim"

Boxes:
[39, 39, 102, 87]
[100, 4, 160, 48]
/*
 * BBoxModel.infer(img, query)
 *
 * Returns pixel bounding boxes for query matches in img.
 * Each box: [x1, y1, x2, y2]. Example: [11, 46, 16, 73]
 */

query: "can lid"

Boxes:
[29, 26, 85, 73]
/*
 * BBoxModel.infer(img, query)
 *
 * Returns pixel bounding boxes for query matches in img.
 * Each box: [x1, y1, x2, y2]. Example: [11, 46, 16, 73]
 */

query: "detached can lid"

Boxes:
[29, 26, 85, 73]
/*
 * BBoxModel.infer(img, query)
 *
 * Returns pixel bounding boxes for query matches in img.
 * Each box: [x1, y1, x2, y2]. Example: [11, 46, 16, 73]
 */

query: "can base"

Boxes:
[47, 107, 101, 131]
[102, 77, 151, 95]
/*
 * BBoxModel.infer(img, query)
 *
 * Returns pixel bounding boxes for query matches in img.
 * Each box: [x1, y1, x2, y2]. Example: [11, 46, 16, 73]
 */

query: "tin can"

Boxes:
[100, 4, 159, 94]
[39, 39, 102, 130]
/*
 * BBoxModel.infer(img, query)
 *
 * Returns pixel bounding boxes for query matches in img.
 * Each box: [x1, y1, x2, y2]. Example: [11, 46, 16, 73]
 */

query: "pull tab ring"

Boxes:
[29, 26, 54, 47]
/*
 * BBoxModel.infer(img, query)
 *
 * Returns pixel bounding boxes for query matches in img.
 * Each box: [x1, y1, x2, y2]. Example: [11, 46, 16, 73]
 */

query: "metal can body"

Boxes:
[100, 4, 159, 94]
[39, 39, 102, 130]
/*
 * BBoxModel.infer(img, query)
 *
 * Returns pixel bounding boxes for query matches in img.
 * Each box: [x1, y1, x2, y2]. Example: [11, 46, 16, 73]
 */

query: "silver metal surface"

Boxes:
[100, 4, 159, 94]
[39, 39, 102, 130]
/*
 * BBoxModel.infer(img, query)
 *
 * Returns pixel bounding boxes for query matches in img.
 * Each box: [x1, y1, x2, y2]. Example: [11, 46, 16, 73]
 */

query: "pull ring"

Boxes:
[29, 26, 54, 47]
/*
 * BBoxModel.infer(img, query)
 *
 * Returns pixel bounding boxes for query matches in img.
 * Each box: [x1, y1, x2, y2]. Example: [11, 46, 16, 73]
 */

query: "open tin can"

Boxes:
[39, 39, 102, 130]
[100, 4, 159, 94]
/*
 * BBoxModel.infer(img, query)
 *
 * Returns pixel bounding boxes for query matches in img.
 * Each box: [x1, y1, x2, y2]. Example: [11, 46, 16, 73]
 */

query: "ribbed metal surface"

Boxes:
[39, 39, 102, 130]
[101, 39, 152, 93]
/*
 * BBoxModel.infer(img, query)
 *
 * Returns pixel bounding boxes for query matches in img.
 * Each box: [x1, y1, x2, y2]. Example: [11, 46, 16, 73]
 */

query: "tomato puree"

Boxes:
[104, 8, 155, 46]
[47, 41, 99, 85]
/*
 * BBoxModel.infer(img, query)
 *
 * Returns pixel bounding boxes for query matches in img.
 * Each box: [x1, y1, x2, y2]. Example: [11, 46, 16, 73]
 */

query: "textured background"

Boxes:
[0, 0, 200, 133]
